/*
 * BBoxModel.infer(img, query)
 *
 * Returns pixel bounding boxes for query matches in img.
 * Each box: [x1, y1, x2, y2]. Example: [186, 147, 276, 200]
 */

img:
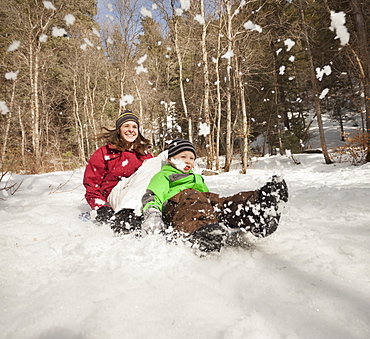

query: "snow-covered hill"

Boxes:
[1, 153, 369, 339]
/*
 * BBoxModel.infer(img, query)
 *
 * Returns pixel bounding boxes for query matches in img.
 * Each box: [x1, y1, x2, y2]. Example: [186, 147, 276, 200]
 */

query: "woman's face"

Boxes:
[119, 121, 139, 143]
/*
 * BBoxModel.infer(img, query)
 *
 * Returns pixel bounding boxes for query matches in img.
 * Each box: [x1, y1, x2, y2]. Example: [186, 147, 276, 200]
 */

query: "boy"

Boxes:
[141, 138, 288, 252]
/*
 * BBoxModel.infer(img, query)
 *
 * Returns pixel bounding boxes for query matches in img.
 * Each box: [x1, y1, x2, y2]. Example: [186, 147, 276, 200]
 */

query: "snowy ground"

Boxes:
[1, 152, 369, 339]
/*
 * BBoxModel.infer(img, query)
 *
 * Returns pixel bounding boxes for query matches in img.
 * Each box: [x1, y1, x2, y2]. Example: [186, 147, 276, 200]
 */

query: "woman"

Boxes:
[83, 110, 152, 227]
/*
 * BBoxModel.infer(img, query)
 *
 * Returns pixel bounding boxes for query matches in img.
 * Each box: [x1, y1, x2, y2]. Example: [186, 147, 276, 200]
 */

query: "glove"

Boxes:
[95, 206, 115, 225]
[142, 208, 164, 234]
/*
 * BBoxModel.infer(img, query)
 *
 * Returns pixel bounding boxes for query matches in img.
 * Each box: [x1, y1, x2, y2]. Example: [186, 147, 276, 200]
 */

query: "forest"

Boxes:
[0, 0, 369, 174]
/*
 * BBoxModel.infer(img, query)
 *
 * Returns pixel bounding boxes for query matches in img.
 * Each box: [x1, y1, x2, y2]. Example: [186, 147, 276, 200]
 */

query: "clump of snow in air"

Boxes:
[140, 7, 152, 18]
[92, 28, 100, 37]
[106, 37, 114, 45]
[135, 54, 148, 75]
[52, 27, 68, 37]
[120, 94, 134, 107]
[0, 101, 9, 114]
[289, 55, 295, 62]
[316, 65, 332, 81]
[194, 15, 205, 25]
[181, 0, 191, 11]
[330, 11, 350, 46]
[221, 50, 234, 59]
[135, 65, 148, 75]
[284, 38, 295, 52]
[199, 122, 210, 137]
[80, 44, 87, 51]
[7, 41, 20, 52]
[279, 66, 285, 75]
[243, 20, 262, 33]
[152, 4, 158, 10]
[319, 88, 329, 99]
[83, 38, 94, 47]
[64, 14, 75, 26]
[137, 55, 148, 65]
[5, 71, 19, 81]
[43, 1, 56, 10]
[39, 34, 48, 43]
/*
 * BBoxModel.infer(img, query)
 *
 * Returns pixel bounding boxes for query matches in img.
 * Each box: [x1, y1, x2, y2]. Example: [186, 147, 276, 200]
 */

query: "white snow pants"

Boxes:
[108, 151, 168, 215]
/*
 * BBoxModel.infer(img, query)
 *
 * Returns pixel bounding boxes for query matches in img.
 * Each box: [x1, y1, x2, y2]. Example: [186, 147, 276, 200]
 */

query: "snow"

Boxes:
[119, 95, 134, 107]
[194, 15, 205, 25]
[5, 71, 18, 81]
[83, 38, 94, 47]
[64, 14, 75, 26]
[43, 1, 56, 11]
[7, 41, 20, 52]
[52, 27, 68, 38]
[243, 20, 262, 33]
[0, 100, 9, 114]
[140, 7, 152, 18]
[330, 11, 350, 46]
[39, 34, 48, 43]
[199, 122, 210, 137]
[221, 50, 234, 59]
[284, 38, 295, 51]
[319, 88, 330, 100]
[180, 0, 191, 11]
[1, 151, 370, 338]
[316, 65, 332, 81]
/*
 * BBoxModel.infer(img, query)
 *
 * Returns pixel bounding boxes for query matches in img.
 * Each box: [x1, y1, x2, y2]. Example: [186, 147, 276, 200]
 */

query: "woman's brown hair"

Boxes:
[98, 127, 151, 155]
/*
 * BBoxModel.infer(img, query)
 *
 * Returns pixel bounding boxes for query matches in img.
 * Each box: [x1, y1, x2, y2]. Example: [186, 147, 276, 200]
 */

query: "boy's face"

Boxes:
[169, 151, 195, 173]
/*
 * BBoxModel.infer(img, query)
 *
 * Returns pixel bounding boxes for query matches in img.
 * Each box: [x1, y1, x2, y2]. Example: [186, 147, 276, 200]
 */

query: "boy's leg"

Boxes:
[163, 189, 227, 252]
[163, 188, 218, 234]
[218, 177, 288, 237]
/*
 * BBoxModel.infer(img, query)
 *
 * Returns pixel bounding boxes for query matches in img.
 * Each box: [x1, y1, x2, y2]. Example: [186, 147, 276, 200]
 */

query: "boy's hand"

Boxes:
[142, 208, 164, 234]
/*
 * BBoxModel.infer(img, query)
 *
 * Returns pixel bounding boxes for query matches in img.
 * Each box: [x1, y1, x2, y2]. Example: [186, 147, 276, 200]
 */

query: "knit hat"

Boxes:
[168, 138, 196, 159]
[115, 110, 140, 129]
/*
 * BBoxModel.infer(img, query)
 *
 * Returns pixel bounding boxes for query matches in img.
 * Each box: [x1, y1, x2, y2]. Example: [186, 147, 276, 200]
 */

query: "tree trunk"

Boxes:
[29, 43, 42, 164]
[299, 0, 332, 164]
[200, 0, 213, 169]
[174, 21, 192, 142]
[235, 56, 249, 173]
[214, 17, 223, 171]
[224, 0, 233, 172]
[350, 0, 370, 162]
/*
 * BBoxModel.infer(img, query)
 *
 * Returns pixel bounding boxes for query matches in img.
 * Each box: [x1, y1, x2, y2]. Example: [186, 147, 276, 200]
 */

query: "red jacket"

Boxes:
[83, 144, 152, 210]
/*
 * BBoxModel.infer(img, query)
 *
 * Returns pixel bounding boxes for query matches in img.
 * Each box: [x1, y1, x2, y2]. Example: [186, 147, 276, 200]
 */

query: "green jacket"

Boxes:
[142, 163, 209, 212]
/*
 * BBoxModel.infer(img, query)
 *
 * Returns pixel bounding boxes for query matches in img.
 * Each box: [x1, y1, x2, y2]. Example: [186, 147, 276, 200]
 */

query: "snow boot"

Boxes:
[189, 223, 227, 253]
[250, 176, 288, 237]
[112, 209, 143, 236]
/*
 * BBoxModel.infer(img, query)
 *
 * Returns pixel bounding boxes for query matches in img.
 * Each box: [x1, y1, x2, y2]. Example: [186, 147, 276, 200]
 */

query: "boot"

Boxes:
[249, 176, 288, 237]
[112, 209, 143, 236]
[189, 223, 227, 252]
